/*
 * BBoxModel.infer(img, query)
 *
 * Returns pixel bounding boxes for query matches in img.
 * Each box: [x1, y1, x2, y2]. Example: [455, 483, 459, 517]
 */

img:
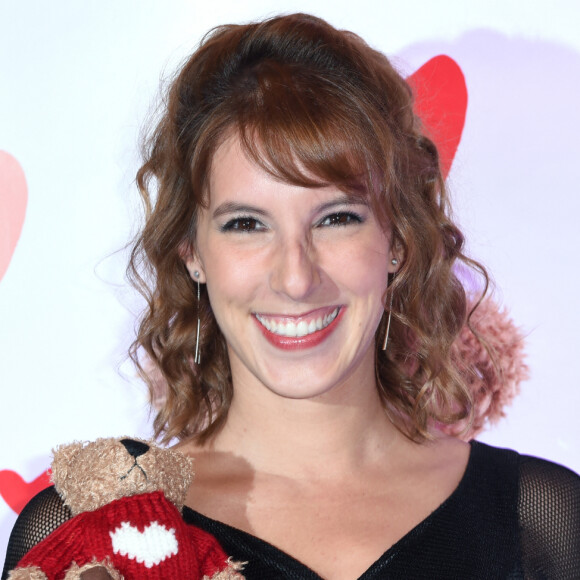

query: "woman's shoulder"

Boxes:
[470, 440, 580, 578]
[2, 486, 72, 579]
[468, 439, 580, 500]
[517, 447, 580, 487]
[516, 451, 580, 546]
[517, 451, 580, 578]
[469, 439, 580, 484]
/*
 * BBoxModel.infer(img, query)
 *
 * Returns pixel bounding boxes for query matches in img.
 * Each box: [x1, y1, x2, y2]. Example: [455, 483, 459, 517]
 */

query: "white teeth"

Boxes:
[296, 321, 308, 337]
[285, 321, 297, 337]
[256, 308, 339, 338]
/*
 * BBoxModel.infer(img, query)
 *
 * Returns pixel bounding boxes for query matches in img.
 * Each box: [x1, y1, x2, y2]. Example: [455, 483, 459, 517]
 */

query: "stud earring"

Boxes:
[194, 270, 201, 365]
[391, 258, 398, 266]
[382, 273, 395, 352]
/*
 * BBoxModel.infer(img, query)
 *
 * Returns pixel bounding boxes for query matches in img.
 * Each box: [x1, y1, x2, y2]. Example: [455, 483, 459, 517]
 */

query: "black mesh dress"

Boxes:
[3, 441, 580, 579]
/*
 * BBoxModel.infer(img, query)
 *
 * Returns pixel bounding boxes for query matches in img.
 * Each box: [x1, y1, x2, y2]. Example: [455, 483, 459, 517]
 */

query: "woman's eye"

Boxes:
[221, 217, 265, 232]
[318, 212, 363, 227]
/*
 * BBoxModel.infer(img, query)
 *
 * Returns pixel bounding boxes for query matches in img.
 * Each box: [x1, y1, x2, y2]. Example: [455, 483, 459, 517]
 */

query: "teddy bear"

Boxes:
[8, 437, 245, 580]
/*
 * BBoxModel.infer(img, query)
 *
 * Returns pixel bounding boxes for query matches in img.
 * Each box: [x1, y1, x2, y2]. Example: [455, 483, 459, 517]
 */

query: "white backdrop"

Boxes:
[1, 0, 579, 567]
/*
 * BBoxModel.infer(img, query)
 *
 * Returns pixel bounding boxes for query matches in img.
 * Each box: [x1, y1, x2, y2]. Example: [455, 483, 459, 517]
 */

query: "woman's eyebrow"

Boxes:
[315, 195, 368, 213]
[212, 196, 367, 219]
[212, 202, 269, 218]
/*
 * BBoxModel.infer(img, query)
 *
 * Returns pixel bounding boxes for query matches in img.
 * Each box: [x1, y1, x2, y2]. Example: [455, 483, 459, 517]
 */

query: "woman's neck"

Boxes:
[206, 373, 402, 480]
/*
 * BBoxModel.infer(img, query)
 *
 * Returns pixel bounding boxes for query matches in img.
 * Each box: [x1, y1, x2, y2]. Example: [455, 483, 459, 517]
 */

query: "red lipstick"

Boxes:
[253, 307, 345, 351]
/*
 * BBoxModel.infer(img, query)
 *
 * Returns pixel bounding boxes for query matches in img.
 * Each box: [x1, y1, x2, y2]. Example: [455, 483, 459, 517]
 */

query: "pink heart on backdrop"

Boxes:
[0, 469, 51, 514]
[408, 55, 468, 179]
[0, 150, 28, 282]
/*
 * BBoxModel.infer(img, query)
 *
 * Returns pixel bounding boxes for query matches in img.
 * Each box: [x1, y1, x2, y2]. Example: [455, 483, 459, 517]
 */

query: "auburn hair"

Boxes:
[129, 13, 487, 444]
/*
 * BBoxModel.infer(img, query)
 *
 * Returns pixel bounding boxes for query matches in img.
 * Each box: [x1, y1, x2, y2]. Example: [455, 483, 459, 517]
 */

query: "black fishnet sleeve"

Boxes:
[1, 486, 72, 579]
[519, 455, 580, 579]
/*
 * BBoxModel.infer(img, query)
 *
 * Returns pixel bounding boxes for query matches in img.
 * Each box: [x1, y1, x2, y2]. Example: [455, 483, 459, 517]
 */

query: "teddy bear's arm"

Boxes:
[8, 562, 122, 580]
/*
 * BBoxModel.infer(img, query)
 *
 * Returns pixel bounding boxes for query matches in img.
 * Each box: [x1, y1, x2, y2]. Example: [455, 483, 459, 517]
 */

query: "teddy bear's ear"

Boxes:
[51, 441, 86, 495]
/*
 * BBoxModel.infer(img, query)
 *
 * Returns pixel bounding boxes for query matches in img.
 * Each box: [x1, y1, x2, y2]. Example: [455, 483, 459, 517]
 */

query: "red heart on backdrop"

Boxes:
[0, 469, 51, 514]
[0, 150, 28, 283]
[408, 55, 468, 179]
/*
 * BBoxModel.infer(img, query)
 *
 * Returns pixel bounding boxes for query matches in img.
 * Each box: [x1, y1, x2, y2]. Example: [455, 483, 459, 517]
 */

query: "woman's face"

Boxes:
[186, 136, 398, 402]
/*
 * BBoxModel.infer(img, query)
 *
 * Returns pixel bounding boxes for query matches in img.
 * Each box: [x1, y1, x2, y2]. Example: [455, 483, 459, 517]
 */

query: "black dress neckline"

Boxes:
[182, 440, 482, 579]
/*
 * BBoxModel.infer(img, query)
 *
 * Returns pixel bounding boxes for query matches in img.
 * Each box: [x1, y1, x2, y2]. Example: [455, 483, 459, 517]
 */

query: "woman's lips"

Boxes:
[255, 307, 339, 337]
[253, 306, 344, 350]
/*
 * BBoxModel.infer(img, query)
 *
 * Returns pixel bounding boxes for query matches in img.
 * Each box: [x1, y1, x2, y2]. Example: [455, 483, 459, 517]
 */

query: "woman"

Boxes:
[4, 12, 579, 580]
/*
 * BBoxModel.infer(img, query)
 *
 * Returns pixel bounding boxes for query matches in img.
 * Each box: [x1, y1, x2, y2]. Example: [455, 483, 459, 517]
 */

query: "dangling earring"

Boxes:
[194, 270, 201, 365]
[382, 258, 398, 352]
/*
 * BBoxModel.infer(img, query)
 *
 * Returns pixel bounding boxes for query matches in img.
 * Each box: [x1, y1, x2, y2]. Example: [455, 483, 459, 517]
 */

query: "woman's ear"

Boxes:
[179, 242, 207, 283]
[185, 258, 207, 283]
[388, 239, 404, 274]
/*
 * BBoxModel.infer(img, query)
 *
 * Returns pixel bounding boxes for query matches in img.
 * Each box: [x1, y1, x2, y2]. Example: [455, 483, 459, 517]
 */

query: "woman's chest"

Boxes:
[191, 473, 463, 579]
[243, 494, 436, 579]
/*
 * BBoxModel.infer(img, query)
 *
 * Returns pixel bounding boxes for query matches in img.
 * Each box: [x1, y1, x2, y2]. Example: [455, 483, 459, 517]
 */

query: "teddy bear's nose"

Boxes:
[120, 438, 150, 458]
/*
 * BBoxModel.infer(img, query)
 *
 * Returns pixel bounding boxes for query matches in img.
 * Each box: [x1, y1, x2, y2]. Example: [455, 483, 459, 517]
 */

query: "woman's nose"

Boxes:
[269, 237, 320, 300]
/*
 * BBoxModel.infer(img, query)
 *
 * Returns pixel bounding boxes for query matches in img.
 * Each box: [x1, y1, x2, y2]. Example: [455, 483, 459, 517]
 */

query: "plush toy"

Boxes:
[8, 437, 245, 580]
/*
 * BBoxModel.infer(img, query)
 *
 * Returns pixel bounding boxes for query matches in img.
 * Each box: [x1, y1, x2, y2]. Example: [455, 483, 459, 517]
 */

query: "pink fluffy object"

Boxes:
[447, 296, 529, 439]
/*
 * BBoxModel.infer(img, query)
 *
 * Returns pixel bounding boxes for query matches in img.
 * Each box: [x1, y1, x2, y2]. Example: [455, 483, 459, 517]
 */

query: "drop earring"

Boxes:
[194, 270, 201, 365]
[382, 285, 394, 351]
[382, 259, 398, 351]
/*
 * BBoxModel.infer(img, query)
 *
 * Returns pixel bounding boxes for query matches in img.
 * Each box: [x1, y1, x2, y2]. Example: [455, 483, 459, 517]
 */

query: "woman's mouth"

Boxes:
[255, 307, 339, 337]
[253, 307, 343, 350]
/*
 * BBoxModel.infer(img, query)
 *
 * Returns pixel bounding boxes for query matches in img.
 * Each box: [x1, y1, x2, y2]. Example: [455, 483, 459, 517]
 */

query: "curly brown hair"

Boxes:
[129, 13, 487, 444]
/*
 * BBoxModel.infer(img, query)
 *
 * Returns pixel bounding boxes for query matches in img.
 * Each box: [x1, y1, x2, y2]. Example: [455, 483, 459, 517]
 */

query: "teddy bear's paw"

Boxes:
[78, 569, 117, 580]
[64, 559, 123, 580]
[205, 572, 246, 580]
[205, 558, 247, 579]
[7, 566, 48, 580]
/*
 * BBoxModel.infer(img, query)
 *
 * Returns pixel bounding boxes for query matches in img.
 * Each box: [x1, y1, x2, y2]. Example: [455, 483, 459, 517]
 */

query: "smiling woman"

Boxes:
[4, 11, 580, 580]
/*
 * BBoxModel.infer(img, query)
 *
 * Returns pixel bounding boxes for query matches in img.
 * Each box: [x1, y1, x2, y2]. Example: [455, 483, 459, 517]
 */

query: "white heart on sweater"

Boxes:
[110, 521, 178, 568]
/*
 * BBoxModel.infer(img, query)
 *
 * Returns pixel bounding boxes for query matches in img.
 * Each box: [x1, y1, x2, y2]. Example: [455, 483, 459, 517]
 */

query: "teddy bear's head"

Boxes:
[51, 437, 193, 516]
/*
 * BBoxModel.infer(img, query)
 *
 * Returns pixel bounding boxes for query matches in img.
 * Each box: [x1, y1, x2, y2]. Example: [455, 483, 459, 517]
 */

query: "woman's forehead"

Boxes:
[207, 136, 345, 205]
[208, 130, 373, 200]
